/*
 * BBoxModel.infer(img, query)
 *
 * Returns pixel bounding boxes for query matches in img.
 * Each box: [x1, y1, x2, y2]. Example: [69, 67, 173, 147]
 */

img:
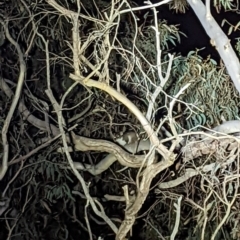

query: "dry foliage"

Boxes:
[0, 0, 240, 240]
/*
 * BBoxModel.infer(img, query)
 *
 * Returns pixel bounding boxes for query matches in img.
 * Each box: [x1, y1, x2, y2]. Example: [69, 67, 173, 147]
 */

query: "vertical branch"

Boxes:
[0, 20, 26, 180]
[205, 0, 211, 19]
[170, 196, 183, 240]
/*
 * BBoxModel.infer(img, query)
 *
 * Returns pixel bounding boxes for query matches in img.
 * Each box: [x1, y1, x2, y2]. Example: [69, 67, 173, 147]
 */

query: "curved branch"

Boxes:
[212, 120, 240, 134]
[0, 21, 26, 181]
[2, 78, 240, 175]
[0, 78, 60, 137]
[69, 73, 174, 161]
[158, 151, 238, 189]
[71, 138, 152, 175]
[72, 133, 152, 169]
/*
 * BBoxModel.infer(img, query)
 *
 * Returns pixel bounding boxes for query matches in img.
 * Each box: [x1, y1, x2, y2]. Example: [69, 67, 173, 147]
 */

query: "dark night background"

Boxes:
[133, 0, 240, 62]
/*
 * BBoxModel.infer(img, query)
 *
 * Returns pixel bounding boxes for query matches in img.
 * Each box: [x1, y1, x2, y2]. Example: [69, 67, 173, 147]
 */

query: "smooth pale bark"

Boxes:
[187, 0, 240, 94]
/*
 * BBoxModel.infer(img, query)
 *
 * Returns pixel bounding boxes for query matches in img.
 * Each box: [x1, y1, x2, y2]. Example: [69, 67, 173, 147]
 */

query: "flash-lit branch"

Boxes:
[0, 20, 26, 180]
